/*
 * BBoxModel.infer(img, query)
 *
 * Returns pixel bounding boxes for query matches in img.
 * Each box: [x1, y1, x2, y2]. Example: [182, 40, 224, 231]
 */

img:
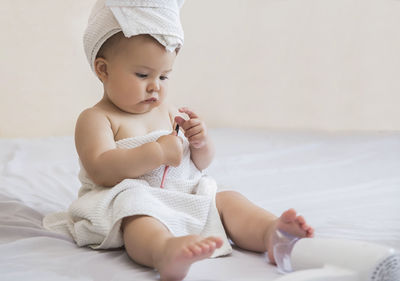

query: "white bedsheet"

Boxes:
[0, 129, 399, 280]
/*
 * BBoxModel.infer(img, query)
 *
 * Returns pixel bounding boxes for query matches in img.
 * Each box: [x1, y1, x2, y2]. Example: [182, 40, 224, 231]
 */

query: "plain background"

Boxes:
[1, 0, 399, 137]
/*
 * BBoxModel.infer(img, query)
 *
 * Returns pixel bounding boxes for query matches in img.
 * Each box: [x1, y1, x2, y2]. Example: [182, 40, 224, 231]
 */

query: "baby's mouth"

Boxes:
[143, 97, 158, 103]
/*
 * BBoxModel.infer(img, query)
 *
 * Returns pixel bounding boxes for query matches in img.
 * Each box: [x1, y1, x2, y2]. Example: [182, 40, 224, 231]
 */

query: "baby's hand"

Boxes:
[174, 107, 208, 149]
[156, 131, 183, 167]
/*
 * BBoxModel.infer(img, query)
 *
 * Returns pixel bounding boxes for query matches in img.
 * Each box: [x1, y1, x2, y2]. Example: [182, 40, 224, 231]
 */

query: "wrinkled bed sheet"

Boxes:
[0, 129, 399, 280]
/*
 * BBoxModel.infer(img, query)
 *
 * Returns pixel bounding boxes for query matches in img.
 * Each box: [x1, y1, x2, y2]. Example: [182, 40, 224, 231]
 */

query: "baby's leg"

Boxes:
[122, 215, 223, 281]
[216, 191, 314, 264]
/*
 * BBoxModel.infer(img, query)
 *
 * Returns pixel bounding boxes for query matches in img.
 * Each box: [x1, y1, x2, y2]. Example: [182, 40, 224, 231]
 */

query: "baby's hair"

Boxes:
[96, 31, 125, 60]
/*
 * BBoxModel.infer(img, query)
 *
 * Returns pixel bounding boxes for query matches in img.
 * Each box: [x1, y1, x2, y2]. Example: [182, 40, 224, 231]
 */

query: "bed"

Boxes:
[0, 128, 399, 280]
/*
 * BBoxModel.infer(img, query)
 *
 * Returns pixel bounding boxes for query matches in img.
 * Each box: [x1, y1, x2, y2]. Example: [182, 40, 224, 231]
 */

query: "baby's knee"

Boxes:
[216, 190, 244, 209]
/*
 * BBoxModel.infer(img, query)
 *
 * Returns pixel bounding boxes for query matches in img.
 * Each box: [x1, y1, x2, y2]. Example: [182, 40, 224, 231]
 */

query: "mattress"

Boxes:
[0, 128, 399, 280]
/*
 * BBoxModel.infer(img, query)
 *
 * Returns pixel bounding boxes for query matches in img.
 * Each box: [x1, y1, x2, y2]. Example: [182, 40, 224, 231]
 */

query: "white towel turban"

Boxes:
[83, 0, 185, 73]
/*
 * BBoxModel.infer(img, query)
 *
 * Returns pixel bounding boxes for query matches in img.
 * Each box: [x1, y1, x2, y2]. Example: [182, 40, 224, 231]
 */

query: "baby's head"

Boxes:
[93, 32, 177, 114]
[83, 0, 185, 114]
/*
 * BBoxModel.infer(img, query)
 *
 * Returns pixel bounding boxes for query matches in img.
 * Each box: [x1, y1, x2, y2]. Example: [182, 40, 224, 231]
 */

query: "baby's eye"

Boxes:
[160, 76, 169, 81]
[135, 73, 148, 78]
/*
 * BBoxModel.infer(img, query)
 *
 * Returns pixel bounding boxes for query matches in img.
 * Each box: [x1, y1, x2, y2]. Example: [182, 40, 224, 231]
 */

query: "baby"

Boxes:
[44, 1, 314, 281]
[76, 32, 313, 280]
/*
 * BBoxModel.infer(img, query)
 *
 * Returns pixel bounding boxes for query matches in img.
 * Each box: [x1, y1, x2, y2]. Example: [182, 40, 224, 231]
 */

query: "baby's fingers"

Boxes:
[174, 116, 186, 127]
[179, 107, 199, 119]
[175, 117, 202, 133]
[185, 124, 203, 139]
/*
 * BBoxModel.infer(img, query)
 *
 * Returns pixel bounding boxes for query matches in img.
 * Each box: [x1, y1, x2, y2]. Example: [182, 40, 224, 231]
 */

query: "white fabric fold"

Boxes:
[43, 130, 232, 258]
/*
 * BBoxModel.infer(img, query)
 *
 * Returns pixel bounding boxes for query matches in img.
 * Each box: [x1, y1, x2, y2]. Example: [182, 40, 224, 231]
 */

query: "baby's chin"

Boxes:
[119, 102, 162, 114]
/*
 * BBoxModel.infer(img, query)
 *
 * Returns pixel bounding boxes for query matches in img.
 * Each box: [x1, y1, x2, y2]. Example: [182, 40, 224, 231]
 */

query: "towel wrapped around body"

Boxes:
[43, 130, 232, 258]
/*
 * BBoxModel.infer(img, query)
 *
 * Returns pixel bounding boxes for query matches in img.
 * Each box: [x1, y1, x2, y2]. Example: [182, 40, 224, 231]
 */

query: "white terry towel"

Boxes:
[43, 130, 233, 258]
[83, 0, 185, 72]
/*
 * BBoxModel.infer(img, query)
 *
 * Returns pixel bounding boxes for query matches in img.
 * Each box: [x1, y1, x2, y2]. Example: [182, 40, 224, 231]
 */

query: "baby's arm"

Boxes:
[75, 108, 182, 187]
[174, 107, 215, 171]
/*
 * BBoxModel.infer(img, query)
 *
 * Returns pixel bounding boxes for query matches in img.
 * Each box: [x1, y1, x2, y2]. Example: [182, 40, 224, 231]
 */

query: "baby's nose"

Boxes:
[147, 80, 160, 92]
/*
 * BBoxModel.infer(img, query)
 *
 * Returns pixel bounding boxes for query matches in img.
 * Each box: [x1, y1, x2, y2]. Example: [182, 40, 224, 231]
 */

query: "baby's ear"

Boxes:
[94, 57, 108, 82]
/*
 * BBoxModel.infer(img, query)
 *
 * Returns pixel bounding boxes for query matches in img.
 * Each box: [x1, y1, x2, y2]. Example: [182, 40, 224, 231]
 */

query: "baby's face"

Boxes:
[101, 35, 176, 114]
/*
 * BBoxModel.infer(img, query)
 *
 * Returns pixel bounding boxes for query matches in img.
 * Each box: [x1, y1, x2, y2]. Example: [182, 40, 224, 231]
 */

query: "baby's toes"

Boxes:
[295, 215, 306, 226]
[282, 209, 297, 223]
[179, 245, 193, 258]
[188, 244, 202, 255]
[205, 240, 218, 252]
[306, 227, 315, 237]
[301, 222, 311, 231]
[208, 236, 223, 248]
[196, 241, 211, 254]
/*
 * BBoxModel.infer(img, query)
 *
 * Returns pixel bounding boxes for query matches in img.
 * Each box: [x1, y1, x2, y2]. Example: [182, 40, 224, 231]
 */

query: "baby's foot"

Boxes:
[155, 234, 223, 281]
[265, 208, 314, 264]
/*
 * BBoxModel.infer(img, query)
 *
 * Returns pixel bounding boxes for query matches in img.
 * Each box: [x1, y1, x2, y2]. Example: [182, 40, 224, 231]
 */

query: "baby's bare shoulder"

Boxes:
[75, 107, 116, 158]
[76, 107, 109, 126]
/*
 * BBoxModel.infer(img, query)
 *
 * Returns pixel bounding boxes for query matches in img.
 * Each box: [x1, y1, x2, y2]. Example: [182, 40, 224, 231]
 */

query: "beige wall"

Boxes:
[1, 0, 399, 137]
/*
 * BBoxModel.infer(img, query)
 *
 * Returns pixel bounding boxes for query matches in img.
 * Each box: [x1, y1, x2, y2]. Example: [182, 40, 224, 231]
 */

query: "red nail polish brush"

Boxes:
[160, 124, 180, 188]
